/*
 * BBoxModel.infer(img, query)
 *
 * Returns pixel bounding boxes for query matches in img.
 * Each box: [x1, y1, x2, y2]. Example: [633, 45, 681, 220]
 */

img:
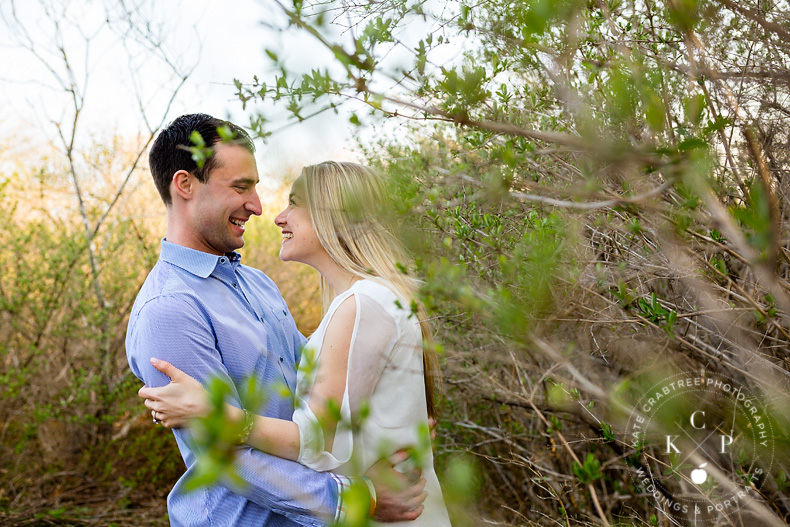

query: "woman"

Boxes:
[139, 161, 450, 526]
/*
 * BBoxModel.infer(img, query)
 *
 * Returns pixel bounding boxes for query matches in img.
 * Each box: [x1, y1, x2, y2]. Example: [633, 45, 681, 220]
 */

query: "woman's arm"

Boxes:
[139, 358, 301, 460]
[138, 296, 355, 462]
[300, 295, 355, 451]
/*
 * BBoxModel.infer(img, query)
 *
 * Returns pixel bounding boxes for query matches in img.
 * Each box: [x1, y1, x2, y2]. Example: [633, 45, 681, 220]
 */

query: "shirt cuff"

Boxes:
[332, 473, 352, 524]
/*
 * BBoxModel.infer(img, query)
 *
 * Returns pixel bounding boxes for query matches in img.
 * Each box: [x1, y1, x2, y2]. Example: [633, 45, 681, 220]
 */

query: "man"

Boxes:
[126, 114, 425, 526]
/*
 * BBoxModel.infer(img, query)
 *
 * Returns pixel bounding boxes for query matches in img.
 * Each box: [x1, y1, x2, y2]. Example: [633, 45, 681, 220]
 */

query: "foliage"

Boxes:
[183, 377, 264, 492]
[0, 154, 176, 525]
[235, 0, 790, 524]
[1, 2, 197, 520]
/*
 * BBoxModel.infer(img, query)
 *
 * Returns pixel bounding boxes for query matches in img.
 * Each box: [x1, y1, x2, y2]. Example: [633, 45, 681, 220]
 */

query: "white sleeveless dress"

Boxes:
[291, 279, 451, 526]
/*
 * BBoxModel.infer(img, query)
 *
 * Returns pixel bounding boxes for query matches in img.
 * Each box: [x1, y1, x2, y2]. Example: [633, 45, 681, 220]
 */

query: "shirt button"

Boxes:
[282, 310, 287, 315]
[280, 357, 284, 362]
[220, 257, 227, 264]
[233, 283, 238, 288]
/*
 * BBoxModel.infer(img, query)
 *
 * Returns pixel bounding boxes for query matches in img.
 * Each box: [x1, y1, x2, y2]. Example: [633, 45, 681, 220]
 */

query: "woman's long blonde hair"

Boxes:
[299, 161, 439, 418]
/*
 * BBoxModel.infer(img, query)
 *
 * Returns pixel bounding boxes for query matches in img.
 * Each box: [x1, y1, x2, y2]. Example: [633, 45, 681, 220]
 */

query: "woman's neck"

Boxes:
[319, 261, 360, 296]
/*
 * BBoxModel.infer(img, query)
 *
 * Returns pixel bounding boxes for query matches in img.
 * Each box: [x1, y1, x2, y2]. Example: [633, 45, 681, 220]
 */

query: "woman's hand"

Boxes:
[138, 358, 210, 429]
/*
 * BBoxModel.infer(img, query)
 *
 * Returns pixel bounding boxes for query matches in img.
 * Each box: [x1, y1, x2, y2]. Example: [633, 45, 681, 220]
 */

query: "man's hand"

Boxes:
[365, 451, 427, 522]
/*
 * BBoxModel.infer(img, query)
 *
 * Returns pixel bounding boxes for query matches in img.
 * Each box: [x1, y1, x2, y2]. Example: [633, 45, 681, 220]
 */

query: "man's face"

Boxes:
[188, 144, 262, 255]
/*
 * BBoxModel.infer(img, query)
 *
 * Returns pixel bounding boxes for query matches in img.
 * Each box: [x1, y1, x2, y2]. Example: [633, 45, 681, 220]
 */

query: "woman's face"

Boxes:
[273, 177, 328, 267]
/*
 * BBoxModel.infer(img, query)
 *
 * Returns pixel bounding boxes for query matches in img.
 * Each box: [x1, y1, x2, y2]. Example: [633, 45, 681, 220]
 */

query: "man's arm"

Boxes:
[127, 294, 340, 526]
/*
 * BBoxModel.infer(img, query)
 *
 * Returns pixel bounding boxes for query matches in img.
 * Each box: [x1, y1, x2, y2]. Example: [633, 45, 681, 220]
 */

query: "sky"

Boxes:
[0, 0, 358, 185]
[1, 0, 468, 195]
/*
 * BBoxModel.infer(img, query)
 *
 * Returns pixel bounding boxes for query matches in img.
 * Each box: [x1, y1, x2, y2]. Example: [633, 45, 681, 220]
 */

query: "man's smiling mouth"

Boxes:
[230, 218, 246, 231]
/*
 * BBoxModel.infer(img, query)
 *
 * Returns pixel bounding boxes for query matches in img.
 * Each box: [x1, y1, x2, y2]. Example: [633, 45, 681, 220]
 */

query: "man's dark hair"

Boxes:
[149, 113, 255, 205]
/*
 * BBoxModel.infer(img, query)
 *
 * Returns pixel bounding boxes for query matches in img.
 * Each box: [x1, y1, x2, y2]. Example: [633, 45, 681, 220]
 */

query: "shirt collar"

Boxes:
[159, 238, 242, 278]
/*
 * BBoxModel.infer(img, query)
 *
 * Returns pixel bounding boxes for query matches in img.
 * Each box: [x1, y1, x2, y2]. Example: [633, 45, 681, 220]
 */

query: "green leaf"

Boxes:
[216, 125, 236, 143]
[572, 453, 602, 484]
[684, 93, 706, 126]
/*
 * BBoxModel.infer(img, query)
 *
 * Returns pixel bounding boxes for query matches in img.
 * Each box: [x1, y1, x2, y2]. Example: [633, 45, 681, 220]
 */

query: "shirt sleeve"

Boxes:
[293, 293, 399, 471]
[127, 293, 341, 526]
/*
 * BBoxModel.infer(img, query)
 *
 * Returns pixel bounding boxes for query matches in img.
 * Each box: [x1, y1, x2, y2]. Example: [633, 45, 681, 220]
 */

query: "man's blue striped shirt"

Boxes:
[126, 239, 343, 527]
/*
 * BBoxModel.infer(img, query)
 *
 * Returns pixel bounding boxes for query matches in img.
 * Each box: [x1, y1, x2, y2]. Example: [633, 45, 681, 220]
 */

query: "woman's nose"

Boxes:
[274, 208, 286, 226]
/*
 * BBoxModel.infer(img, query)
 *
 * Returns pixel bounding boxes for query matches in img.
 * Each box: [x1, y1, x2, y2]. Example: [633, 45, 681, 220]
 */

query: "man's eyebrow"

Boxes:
[231, 177, 259, 185]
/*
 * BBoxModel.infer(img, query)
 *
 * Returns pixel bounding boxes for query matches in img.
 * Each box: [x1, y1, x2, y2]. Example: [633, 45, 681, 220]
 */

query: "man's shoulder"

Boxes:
[131, 261, 206, 319]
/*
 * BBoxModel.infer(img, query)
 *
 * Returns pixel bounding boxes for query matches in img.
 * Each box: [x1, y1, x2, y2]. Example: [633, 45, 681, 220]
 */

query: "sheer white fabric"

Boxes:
[291, 279, 451, 526]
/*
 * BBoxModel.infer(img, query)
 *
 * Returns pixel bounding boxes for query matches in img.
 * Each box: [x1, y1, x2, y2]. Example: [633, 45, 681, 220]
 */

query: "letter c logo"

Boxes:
[690, 410, 706, 429]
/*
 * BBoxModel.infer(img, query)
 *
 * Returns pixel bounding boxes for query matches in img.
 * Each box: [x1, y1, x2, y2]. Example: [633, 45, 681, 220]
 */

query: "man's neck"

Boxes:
[165, 209, 223, 256]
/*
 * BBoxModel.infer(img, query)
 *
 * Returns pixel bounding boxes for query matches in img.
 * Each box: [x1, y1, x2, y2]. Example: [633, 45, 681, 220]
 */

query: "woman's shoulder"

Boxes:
[351, 278, 396, 300]
[320, 279, 393, 320]
[350, 279, 412, 317]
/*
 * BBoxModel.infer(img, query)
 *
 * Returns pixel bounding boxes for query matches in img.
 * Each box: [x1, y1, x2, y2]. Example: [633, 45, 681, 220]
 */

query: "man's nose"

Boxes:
[246, 188, 263, 216]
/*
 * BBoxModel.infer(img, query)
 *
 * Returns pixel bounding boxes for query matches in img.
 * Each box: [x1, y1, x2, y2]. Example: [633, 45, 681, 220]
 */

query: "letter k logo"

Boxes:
[666, 435, 681, 454]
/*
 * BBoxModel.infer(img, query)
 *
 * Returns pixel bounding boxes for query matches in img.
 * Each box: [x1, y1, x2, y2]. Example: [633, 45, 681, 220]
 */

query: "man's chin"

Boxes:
[216, 239, 244, 254]
[230, 233, 245, 250]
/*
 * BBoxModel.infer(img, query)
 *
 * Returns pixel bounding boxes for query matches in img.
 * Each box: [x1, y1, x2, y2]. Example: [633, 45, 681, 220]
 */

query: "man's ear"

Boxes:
[171, 170, 195, 201]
